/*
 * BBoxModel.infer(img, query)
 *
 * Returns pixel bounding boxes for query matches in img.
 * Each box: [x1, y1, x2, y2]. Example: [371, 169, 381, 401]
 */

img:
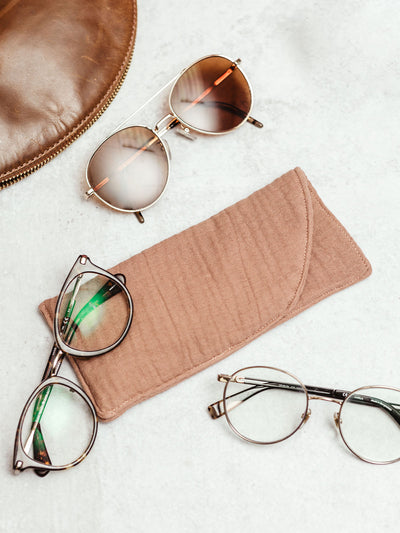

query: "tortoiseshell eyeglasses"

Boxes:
[208, 365, 400, 465]
[85, 54, 263, 223]
[13, 255, 133, 476]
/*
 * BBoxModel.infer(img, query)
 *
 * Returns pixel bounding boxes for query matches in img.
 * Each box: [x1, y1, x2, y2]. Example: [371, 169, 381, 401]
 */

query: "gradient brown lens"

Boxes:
[170, 56, 252, 134]
[87, 126, 169, 212]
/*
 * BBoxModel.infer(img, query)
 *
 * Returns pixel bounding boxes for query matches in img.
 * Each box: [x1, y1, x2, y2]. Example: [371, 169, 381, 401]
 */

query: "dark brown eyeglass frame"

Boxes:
[85, 53, 263, 224]
[208, 365, 400, 465]
[13, 255, 134, 476]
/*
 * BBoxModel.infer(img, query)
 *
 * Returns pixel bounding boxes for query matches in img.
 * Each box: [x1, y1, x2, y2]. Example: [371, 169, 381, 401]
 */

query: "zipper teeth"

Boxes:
[0, 46, 134, 191]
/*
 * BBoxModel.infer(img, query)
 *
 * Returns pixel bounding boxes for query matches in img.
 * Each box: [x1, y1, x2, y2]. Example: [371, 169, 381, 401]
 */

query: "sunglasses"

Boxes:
[208, 366, 400, 465]
[13, 255, 133, 476]
[85, 54, 263, 223]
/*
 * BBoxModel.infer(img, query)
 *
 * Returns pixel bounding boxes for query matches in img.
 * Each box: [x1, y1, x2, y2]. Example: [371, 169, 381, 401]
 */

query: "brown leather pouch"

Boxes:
[40, 168, 372, 421]
[0, 0, 137, 189]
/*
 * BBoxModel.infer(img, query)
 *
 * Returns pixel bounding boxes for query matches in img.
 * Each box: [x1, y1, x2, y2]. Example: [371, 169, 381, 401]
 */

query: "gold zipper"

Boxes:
[0, 17, 136, 191]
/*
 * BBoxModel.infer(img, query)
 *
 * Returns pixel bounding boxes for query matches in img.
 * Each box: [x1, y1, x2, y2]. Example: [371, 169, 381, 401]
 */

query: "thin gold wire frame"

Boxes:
[338, 384, 400, 465]
[209, 365, 400, 465]
[223, 366, 310, 446]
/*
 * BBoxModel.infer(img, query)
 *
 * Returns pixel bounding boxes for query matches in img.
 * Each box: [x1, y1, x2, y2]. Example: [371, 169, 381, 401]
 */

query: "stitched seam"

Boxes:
[0, 0, 137, 180]
[286, 274, 371, 317]
[295, 167, 370, 272]
[284, 170, 311, 311]
[101, 312, 282, 417]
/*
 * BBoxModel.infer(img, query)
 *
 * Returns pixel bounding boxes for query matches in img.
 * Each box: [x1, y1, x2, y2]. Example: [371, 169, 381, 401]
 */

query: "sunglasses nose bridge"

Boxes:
[154, 114, 178, 137]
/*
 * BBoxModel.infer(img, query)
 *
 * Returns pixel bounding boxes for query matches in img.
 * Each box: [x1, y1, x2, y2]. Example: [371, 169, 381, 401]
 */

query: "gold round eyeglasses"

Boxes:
[208, 365, 400, 465]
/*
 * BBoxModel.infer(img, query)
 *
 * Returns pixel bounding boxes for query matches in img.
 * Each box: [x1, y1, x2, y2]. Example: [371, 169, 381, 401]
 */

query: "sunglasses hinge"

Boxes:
[154, 114, 178, 136]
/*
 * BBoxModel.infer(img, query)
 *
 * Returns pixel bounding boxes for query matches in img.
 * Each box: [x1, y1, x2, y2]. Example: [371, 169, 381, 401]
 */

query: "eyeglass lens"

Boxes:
[340, 387, 400, 463]
[21, 383, 94, 468]
[87, 126, 169, 212]
[170, 55, 252, 133]
[58, 272, 131, 352]
[224, 367, 308, 443]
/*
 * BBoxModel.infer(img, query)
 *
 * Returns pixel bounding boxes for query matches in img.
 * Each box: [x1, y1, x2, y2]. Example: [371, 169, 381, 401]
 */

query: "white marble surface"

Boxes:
[1, 1, 399, 531]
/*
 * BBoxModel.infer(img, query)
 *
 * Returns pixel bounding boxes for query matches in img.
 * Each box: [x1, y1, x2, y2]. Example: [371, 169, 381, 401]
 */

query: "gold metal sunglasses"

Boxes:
[85, 54, 263, 223]
[208, 365, 400, 465]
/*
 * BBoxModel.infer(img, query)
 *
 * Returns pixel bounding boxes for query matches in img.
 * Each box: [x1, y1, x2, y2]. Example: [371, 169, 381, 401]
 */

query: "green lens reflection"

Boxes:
[29, 273, 128, 467]
[58, 273, 130, 352]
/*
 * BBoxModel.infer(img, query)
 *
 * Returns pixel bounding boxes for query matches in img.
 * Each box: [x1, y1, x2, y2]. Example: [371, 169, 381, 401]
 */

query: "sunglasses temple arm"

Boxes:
[247, 116, 263, 128]
[135, 212, 145, 224]
[180, 99, 263, 129]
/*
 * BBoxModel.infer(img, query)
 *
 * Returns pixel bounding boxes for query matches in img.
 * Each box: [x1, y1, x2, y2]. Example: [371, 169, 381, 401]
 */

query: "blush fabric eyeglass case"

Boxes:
[39, 168, 372, 421]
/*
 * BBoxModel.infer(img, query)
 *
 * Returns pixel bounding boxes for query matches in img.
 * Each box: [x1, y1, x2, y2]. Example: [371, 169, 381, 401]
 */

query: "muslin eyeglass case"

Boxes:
[40, 168, 372, 421]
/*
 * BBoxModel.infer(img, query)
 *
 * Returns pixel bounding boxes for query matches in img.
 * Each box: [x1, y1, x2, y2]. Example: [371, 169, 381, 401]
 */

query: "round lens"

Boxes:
[170, 55, 252, 134]
[57, 273, 130, 352]
[87, 126, 169, 212]
[339, 386, 400, 463]
[21, 383, 95, 467]
[224, 366, 308, 444]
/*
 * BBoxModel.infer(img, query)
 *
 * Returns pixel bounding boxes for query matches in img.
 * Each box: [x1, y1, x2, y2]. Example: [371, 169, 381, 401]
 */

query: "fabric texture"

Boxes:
[39, 168, 372, 421]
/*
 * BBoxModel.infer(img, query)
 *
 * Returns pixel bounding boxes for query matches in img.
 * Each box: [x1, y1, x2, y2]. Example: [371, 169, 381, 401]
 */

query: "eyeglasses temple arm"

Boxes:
[208, 377, 400, 426]
[208, 385, 264, 419]
[346, 394, 400, 426]
[62, 276, 125, 345]
[32, 424, 51, 477]
[208, 378, 320, 419]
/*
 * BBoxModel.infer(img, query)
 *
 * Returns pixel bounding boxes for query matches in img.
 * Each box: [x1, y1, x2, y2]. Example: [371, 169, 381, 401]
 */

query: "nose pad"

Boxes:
[175, 124, 197, 141]
[301, 409, 311, 424]
[333, 412, 341, 428]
